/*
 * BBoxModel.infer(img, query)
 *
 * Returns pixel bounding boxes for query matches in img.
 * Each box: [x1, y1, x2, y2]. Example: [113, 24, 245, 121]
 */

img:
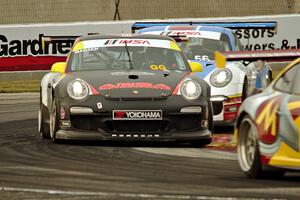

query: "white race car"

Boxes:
[134, 21, 275, 126]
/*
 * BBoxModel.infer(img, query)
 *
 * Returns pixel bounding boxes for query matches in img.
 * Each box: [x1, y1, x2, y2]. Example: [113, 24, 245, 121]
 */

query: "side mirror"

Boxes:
[51, 62, 66, 74]
[189, 61, 203, 72]
[215, 51, 226, 68]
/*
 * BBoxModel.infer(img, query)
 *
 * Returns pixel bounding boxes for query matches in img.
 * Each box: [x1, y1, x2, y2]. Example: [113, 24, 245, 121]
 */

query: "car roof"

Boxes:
[138, 25, 231, 34]
[78, 34, 174, 41]
[138, 26, 235, 39]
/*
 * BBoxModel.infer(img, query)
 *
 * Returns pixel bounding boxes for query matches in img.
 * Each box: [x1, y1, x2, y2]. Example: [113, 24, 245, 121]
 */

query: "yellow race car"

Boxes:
[217, 49, 300, 178]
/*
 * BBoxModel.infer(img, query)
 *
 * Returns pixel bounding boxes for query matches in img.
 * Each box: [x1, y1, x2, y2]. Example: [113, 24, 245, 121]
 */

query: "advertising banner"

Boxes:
[0, 15, 299, 71]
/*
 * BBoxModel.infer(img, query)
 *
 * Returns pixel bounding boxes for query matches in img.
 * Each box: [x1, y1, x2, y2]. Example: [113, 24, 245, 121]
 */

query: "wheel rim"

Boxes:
[238, 118, 258, 172]
[49, 101, 57, 139]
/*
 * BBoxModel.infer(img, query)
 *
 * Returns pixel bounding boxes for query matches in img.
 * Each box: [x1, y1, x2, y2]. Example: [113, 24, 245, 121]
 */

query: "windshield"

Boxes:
[68, 39, 189, 72]
[176, 37, 231, 61]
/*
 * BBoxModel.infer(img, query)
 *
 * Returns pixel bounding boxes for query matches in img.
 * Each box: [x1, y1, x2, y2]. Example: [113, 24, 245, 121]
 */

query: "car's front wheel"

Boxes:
[39, 104, 50, 139]
[237, 116, 284, 179]
[49, 98, 59, 143]
[238, 116, 262, 178]
[39, 92, 50, 139]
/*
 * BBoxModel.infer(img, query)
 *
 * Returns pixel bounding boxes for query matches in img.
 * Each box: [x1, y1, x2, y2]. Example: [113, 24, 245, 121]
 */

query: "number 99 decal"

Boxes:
[150, 65, 167, 71]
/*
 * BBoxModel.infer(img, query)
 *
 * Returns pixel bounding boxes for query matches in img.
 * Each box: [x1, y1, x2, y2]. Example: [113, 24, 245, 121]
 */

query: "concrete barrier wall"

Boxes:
[0, 0, 299, 23]
[0, 14, 300, 83]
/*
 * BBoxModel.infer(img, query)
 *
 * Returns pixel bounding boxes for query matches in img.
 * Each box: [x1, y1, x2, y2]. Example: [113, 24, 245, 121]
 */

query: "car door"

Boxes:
[272, 61, 300, 167]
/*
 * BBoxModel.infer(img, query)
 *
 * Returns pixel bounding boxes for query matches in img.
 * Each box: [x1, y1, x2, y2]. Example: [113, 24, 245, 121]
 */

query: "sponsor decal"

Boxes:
[99, 82, 171, 91]
[256, 97, 281, 144]
[74, 47, 99, 54]
[167, 31, 201, 36]
[97, 102, 103, 109]
[104, 39, 150, 45]
[113, 110, 162, 120]
[150, 64, 167, 71]
[71, 39, 179, 53]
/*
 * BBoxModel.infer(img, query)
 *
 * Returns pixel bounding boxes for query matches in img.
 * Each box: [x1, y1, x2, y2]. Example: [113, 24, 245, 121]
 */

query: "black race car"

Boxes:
[38, 34, 213, 145]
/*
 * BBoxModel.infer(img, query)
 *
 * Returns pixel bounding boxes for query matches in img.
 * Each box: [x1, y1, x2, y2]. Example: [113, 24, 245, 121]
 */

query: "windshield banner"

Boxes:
[72, 39, 180, 53]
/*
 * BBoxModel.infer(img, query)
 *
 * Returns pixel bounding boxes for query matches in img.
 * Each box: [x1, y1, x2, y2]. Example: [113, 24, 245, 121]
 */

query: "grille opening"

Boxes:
[212, 101, 223, 115]
[106, 120, 169, 133]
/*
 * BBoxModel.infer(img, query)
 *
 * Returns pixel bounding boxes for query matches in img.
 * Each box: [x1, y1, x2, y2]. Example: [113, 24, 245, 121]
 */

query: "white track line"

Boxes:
[133, 147, 237, 160]
[0, 186, 280, 200]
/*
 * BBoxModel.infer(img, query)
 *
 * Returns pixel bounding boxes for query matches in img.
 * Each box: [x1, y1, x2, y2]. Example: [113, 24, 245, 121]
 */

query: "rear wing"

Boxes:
[132, 21, 277, 33]
[215, 49, 300, 68]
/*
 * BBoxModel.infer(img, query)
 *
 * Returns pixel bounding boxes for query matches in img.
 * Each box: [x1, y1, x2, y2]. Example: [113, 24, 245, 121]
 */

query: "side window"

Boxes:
[220, 33, 232, 51]
[291, 63, 300, 95]
[274, 63, 299, 93]
[70, 53, 82, 71]
[234, 36, 244, 51]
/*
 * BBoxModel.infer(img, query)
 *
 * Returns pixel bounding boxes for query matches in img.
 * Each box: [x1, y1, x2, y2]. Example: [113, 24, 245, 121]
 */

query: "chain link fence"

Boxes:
[0, 0, 299, 24]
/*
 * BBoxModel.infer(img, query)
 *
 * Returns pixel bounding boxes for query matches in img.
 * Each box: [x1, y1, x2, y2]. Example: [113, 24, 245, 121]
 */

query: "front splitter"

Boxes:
[55, 129, 211, 141]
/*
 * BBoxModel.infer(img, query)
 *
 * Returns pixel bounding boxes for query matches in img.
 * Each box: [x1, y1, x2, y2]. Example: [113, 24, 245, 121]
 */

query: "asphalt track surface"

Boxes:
[0, 93, 300, 200]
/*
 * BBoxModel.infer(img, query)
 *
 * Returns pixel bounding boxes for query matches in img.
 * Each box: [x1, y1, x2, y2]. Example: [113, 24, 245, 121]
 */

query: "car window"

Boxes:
[176, 33, 231, 61]
[234, 36, 244, 51]
[274, 63, 299, 93]
[290, 63, 300, 95]
[68, 40, 190, 72]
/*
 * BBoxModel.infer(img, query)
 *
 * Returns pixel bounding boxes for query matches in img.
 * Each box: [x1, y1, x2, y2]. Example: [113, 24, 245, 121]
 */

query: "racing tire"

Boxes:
[39, 92, 50, 139]
[242, 78, 248, 101]
[238, 116, 262, 178]
[189, 138, 212, 147]
[208, 101, 214, 132]
[237, 116, 285, 179]
[49, 98, 59, 143]
[39, 104, 50, 139]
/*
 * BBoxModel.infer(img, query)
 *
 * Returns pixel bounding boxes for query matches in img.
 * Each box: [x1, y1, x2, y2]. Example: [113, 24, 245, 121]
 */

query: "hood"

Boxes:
[67, 70, 188, 99]
[189, 60, 216, 79]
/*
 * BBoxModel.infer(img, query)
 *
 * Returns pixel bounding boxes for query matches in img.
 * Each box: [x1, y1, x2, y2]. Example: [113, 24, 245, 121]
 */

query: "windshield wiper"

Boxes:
[124, 41, 133, 70]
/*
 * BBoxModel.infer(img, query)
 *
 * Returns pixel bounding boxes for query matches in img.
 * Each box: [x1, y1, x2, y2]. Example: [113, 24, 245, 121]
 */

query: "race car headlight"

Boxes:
[180, 79, 202, 100]
[210, 69, 232, 87]
[67, 79, 89, 100]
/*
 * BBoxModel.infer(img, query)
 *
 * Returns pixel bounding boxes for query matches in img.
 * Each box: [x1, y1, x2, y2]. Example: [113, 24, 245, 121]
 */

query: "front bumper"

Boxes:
[55, 128, 211, 141]
[55, 94, 212, 141]
[211, 95, 241, 126]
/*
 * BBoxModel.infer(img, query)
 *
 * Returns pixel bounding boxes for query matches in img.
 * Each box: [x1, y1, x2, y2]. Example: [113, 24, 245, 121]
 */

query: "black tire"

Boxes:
[49, 98, 59, 143]
[208, 101, 214, 132]
[39, 91, 50, 139]
[237, 116, 285, 179]
[238, 116, 263, 178]
[242, 77, 248, 101]
[39, 103, 50, 139]
[189, 138, 212, 147]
